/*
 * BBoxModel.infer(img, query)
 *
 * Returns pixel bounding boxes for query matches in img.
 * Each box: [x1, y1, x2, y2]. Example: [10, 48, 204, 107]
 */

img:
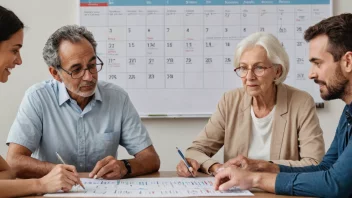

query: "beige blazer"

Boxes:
[186, 83, 325, 174]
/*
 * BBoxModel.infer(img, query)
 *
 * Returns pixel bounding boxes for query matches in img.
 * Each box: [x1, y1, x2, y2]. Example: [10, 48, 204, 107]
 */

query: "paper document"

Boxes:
[44, 177, 253, 197]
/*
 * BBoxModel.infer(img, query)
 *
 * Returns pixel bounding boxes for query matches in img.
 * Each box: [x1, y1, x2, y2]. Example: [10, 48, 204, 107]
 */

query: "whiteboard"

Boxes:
[79, 0, 331, 117]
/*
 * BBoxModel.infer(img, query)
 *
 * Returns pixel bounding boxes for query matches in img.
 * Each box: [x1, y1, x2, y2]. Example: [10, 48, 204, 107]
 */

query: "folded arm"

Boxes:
[6, 143, 55, 178]
[0, 156, 15, 179]
[89, 145, 160, 179]
[127, 145, 160, 177]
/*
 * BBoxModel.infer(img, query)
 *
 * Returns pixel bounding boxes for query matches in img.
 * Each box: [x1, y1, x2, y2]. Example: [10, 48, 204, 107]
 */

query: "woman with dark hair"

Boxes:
[0, 5, 23, 83]
[0, 6, 83, 197]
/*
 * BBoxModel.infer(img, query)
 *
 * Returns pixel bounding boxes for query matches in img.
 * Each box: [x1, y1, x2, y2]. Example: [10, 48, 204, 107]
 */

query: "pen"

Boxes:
[55, 152, 85, 189]
[176, 147, 195, 177]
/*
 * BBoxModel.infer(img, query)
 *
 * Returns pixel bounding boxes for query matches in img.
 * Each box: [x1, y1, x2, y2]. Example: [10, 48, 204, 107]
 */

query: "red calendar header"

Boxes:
[80, 3, 108, 7]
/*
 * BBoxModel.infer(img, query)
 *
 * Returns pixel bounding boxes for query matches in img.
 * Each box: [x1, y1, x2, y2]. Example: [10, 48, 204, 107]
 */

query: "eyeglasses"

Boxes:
[57, 56, 104, 79]
[234, 65, 273, 78]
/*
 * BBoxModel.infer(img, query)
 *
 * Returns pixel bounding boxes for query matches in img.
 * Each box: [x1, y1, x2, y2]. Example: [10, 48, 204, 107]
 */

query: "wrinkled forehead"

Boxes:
[239, 45, 270, 64]
[58, 39, 95, 66]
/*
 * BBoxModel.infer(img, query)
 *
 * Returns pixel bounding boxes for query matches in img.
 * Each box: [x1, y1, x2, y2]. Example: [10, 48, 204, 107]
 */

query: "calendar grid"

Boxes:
[80, 0, 330, 115]
[84, 4, 331, 90]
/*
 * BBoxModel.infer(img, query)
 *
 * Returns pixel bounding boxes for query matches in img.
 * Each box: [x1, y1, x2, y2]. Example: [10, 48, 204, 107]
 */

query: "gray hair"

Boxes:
[234, 32, 290, 84]
[43, 25, 97, 68]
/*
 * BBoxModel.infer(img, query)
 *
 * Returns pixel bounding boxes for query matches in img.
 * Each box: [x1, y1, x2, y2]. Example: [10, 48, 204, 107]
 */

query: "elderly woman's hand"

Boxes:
[223, 155, 279, 173]
[176, 158, 200, 177]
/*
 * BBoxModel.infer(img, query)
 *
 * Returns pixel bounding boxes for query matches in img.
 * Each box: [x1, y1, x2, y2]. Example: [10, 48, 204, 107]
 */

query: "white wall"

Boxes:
[0, 0, 350, 171]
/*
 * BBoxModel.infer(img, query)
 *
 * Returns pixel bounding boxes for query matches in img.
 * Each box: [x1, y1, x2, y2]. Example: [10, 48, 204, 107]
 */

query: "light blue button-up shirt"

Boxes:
[7, 79, 152, 172]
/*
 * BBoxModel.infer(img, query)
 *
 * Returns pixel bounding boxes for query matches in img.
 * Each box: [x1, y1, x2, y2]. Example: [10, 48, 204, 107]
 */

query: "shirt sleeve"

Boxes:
[275, 134, 352, 197]
[6, 90, 43, 152]
[186, 93, 227, 174]
[119, 94, 152, 156]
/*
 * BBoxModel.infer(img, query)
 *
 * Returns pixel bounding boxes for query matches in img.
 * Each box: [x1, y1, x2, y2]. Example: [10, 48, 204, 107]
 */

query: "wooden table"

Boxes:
[26, 171, 309, 198]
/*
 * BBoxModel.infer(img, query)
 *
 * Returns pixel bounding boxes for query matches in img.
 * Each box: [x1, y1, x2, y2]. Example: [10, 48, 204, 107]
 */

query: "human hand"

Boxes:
[209, 163, 224, 176]
[176, 158, 200, 177]
[38, 164, 82, 193]
[223, 155, 279, 173]
[214, 166, 257, 191]
[89, 156, 127, 179]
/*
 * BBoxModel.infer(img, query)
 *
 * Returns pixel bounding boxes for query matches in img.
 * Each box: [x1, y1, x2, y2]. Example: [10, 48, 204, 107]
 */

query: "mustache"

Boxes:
[80, 80, 96, 87]
[314, 79, 326, 85]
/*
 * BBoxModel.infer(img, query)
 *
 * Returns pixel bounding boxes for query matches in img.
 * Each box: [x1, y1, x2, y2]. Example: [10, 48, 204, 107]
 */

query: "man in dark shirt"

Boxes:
[213, 13, 352, 198]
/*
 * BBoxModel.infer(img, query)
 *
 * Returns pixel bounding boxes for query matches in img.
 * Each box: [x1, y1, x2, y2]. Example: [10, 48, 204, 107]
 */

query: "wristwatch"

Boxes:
[122, 159, 132, 176]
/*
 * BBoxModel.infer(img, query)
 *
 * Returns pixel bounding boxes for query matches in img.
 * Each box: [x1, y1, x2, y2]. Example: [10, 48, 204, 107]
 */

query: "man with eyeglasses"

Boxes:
[6, 25, 160, 180]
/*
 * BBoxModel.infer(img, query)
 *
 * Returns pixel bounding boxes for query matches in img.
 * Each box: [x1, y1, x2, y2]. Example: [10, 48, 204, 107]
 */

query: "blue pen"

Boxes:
[176, 147, 195, 177]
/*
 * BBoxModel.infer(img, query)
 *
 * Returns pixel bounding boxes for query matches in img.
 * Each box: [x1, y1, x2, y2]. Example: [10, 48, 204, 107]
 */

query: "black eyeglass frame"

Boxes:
[57, 56, 104, 79]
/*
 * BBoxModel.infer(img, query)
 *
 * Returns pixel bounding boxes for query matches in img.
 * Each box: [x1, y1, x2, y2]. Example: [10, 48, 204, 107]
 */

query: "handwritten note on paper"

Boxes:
[44, 177, 253, 197]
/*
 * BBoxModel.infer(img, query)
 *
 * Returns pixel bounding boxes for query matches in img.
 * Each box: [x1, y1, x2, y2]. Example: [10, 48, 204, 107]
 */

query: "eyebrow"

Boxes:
[88, 56, 97, 62]
[13, 44, 22, 48]
[239, 62, 265, 66]
[309, 57, 321, 62]
[68, 56, 97, 70]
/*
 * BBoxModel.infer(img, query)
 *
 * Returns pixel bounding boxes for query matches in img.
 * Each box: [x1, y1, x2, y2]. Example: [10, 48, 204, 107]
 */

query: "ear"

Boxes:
[342, 51, 352, 73]
[49, 66, 62, 82]
[275, 65, 283, 80]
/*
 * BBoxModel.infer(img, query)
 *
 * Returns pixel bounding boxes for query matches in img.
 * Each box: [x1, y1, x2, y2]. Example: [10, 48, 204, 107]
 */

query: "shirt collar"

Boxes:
[58, 82, 70, 106]
[348, 102, 352, 114]
[94, 84, 102, 102]
[345, 103, 352, 124]
[58, 81, 102, 106]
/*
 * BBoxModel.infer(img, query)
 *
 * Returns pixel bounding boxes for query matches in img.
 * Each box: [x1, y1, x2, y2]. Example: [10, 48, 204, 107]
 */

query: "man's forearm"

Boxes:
[253, 172, 277, 193]
[127, 153, 160, 177]
[0, 170, 15, 179]
[8, 155, 55, 178]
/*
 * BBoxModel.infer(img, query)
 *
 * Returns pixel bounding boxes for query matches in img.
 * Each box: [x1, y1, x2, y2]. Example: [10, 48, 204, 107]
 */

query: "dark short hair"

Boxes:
[0, 6, 24, 42]
[304, 13, 352, 62]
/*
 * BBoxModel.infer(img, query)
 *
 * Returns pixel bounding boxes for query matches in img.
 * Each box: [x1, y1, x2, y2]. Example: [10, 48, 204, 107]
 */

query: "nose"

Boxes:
[82, 69, 93, 81]
[308, 65, 316, 79]
[246, 68, 256, 80]
[15, 52, 22, 65]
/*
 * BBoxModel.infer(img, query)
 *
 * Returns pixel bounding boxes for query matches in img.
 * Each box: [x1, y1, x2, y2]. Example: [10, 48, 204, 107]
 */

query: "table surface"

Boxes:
[26, 171, 310, 198]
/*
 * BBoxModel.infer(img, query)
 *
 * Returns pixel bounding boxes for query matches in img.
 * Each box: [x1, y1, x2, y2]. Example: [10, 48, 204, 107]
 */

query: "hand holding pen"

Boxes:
[176, 147, 199, 177]
[38, 164, 84, 193]
[55, 152, 85, 190]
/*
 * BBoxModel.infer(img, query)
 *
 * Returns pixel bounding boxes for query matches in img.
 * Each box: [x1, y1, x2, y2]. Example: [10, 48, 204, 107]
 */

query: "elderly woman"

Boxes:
[177, 32, 325, 177]
[0, 6, 82, 197]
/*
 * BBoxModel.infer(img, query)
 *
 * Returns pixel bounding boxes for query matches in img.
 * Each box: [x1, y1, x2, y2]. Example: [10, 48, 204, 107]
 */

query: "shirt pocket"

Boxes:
[90, 132, 120, 164]
[101, 131, 118, 142]
[95, 131, 119, 149]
